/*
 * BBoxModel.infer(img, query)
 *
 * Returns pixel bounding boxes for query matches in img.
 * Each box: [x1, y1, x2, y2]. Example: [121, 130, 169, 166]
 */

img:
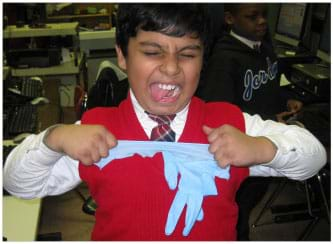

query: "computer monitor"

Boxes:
[316, 6, 330, 64]
[274, 3, 307, 47]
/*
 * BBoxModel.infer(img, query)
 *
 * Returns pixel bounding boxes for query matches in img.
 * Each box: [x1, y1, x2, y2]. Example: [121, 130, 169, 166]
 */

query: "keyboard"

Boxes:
[7, 77, 44, 99]
[6, 104, 38, 135]
[21, 78, 43, 98]
[274, 44, 310, 57]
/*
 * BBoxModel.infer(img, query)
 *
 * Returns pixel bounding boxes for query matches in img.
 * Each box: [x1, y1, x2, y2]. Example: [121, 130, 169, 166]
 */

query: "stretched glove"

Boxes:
[95, 140, 230, 237]
[163, 151, 229, 236]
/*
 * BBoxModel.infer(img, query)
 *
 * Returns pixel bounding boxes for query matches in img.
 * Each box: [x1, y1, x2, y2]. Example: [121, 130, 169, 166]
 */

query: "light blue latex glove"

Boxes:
[96, 140, 219, 169]
[162, 151, 228, 236]
[95, 140, 230, 237]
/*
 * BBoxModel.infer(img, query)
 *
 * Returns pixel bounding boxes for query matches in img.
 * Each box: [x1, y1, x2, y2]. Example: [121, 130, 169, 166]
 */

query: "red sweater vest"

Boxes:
[79, 96, 249, 240]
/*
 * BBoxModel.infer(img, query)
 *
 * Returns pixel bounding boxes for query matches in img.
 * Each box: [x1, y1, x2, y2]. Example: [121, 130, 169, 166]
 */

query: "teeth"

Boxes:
[158, 84, 177, 90]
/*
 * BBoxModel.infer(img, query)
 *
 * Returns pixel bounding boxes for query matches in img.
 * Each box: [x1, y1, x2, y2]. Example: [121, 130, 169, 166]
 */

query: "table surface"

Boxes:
[3, 196, 42, 241]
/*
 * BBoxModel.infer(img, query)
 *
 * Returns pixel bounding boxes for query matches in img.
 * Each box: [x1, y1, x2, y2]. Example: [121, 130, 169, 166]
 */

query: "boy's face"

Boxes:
[116, 30, 203, 115]
[225, 4, 268, 41]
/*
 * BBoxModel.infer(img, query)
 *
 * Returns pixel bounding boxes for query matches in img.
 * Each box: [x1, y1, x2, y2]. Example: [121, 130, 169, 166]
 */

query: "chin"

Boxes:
[256, 32, 267, 40]
[152, 105, 178, 115]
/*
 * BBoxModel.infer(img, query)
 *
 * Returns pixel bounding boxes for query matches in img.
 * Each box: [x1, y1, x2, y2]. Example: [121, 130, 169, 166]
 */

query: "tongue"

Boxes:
[151, 84, 173, 102]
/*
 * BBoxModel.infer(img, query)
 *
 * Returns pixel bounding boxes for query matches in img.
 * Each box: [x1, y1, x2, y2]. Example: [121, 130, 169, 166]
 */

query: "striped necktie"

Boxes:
[146, 112, 176, 142]
[253, 44, 261, 53]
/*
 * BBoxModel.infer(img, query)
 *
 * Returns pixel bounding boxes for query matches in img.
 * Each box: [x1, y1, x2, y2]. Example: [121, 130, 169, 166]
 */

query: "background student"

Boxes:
[197, 3, 304, 240]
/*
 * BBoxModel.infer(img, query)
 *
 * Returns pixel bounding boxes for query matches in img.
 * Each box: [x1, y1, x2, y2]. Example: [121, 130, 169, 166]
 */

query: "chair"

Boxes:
[76, 60, 129, 215]
[251, 102, 331, 240]
[85, 60, 128, 111]
[251, 165, 330, 240]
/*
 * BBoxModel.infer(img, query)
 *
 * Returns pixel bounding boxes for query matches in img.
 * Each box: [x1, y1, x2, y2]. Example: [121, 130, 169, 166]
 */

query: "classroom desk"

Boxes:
[4, 22, 86, 88]
[3, 78, 62, 241]
[10, 52, 84, 77]
[4, 22, 78, 38]
[3, 140, 42, 241]
[3, 196, 42, 241]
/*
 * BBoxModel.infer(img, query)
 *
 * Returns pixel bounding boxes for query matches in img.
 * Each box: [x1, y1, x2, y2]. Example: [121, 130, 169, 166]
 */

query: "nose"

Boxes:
[159, 54, 181, 76]
[257, 15, 267, 25]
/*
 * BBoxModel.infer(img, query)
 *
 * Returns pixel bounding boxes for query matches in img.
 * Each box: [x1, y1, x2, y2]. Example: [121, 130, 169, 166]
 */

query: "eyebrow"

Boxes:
[139, 41, 202, 52]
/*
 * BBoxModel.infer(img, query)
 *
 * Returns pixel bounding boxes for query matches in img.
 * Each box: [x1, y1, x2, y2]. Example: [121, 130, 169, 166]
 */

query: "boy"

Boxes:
[4, 4, 326, 241]
[197, 4, 305, 240]
[198, 3, 303, 122]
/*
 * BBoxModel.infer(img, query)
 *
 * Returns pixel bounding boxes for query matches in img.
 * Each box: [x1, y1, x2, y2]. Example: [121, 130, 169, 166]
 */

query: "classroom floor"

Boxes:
[36, 108, 330, 241]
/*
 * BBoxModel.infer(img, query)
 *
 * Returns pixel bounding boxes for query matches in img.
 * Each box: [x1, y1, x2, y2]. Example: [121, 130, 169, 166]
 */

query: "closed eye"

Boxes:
[179, 53, 195, 58]
[144, 51, 160, 56]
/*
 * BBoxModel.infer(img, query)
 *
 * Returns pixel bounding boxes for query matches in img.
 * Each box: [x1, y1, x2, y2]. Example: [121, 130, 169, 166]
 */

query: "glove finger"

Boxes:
[183, 194, 203, 236]
[197, 208, 204, 221]
[201, 173, 218, 195]
[162, 151, 179, 190]
[165, 191, 187, 236]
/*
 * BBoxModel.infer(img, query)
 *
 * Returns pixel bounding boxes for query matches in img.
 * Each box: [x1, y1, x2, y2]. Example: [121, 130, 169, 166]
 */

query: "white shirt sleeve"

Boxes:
[3, 113, 327, 199]
[3, 126, 81, 199]
[244, 113, 327, 181]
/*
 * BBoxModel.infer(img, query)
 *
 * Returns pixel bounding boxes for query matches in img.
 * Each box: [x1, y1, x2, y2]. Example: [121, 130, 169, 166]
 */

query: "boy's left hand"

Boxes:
[287, 99, 303, 113]
[203, 125, 277, 168]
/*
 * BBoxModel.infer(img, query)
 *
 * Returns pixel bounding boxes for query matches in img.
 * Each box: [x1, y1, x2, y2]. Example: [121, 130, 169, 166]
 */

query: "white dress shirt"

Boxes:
[230, 30, 261, 50]
[3, 90, 327, 199]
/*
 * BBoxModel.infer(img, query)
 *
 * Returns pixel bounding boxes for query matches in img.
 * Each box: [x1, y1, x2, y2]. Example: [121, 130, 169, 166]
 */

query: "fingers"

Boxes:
[95, 129, 118, 159]
[183, 194, 203, 236]
[197, 208, 204, 221]
[202, 125, 213, 135]
[287, 99, 303, 113]
[75, 125, 117, 166]
[85, 133, 113, 164]
[213, 153, 230, 168]
[105, 130, 117, 148]
[202, 124, 222, 153]
[202, 124, 246, 168]
[165, 192, 187, 236]
[165, 192, 204, 237]
[202, 125, 219, 145]
[203, 125, 220, 143]
[163, 151, 179, 190]
[284, 111, 295, 116]
[203, 125, 224, 165]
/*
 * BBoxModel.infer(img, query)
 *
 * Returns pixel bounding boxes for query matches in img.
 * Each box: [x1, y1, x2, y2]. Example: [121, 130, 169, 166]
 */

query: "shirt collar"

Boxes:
[230, 30, 261, 50]
[129, 89, 189, 141]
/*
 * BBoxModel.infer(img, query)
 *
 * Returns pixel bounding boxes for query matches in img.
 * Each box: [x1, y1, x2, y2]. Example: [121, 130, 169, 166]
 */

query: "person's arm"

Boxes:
[3, 122, 117, 199]
[244, 113, 327, 180]
[203, 113, 326, 181]
[3, 129, 81, 199]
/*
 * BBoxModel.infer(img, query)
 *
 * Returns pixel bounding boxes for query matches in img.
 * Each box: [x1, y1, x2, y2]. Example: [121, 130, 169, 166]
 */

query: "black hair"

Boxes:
[223, 3, 240, 15]
[116, 4, 211, 58]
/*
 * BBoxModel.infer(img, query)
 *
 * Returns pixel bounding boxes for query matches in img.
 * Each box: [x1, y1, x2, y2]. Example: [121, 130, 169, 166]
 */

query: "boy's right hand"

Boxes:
[45, 124, 117, 165]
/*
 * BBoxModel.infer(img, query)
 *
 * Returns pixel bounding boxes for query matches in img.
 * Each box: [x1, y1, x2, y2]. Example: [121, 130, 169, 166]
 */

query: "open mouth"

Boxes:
[150, 82, 181, 103]
[257, 26, 267, 34]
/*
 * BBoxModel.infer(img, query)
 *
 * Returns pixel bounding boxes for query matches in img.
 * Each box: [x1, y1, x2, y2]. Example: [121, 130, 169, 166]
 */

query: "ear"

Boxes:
[116, 45, 127, 70]
[224, 12, 234, 25]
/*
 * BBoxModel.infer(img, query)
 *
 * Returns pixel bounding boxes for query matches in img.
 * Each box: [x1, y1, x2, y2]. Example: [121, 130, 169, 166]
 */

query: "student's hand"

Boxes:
[276, 100, 303, 123]
[203, 125, 277, 168]
[45, 124, 117, 165]
[276, 111, 295, 124]
[287, 99, 303, 113]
